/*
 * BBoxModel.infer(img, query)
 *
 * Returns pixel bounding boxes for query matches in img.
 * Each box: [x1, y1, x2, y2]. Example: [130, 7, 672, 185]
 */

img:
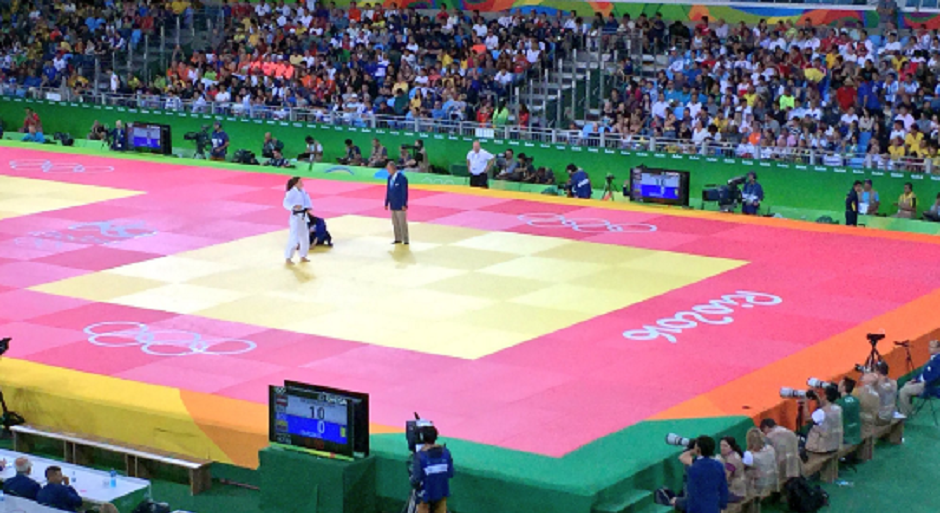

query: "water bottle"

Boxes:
[109, 469, 117, 488]
[71, 470, 78, 484]
[835, 479, 854, 487]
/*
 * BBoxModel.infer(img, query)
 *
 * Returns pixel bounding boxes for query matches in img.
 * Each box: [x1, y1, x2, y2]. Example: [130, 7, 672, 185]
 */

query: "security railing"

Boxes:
[3, 86, 935, 175]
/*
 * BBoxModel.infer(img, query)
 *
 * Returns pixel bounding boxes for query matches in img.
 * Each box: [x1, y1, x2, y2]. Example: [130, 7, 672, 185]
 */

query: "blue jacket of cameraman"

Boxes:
[411, 445, 454, 503]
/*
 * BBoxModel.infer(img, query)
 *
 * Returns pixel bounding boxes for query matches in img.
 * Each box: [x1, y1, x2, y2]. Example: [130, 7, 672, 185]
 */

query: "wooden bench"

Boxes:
[873, 418, 904, 445]
[802, 451, 839, 483]
[723, 495, 761, 513]
[12, 424, 213, 495]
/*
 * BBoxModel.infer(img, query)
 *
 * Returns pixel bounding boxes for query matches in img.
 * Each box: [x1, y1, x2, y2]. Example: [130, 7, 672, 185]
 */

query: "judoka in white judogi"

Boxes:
[283, 177, 312, 263]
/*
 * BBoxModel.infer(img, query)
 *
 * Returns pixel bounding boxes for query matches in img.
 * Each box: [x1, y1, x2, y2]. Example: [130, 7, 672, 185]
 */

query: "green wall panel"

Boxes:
[2, 98, 938, 219]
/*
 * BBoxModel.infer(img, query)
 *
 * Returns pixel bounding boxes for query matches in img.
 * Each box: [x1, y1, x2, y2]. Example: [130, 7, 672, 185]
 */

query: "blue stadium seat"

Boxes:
[869, 35, 884, 48]
[849, 157, 865, 168]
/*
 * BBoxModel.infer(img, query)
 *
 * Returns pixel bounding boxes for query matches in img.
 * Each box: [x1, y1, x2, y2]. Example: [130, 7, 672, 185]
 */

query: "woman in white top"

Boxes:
[283, 177, 312, 264]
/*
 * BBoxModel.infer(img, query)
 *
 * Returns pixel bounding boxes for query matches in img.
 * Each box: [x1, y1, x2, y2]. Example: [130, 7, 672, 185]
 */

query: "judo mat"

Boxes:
[0, 143, 938, 513]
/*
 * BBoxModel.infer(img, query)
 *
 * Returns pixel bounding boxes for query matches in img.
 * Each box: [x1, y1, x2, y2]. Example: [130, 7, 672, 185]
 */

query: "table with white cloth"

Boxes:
[0, 448, 150, 512]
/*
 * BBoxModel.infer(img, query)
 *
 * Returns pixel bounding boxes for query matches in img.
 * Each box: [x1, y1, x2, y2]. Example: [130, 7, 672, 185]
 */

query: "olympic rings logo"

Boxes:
[84, 322, 258, 357]
[517, 213, 658, 233]
[11, 220, 156, 251]
[9, 159, 115, 174]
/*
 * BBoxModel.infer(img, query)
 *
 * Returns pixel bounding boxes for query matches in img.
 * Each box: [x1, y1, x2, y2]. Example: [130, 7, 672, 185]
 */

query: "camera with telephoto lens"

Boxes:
[233, 149, 259, 165]
[854, 364, 870, 373]
[183, 125, 210, 158]
[807, 378, 836, 389]
[665, 433, 693, 448]
[780, 387, 818, 400]
[53, 132, 74, 146]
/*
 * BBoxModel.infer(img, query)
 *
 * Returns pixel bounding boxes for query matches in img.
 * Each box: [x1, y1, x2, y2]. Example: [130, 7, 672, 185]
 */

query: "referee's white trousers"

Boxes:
[285, 214, 310, 259]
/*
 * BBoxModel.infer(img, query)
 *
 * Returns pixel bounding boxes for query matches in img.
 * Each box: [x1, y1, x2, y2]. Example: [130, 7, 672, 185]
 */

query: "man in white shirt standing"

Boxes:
[466, 140, 495, 188]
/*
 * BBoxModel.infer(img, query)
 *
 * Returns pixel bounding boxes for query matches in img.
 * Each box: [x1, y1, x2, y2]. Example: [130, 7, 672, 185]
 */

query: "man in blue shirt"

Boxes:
[36, 466, 83, 512]
[3, 457, 41, 500]
[741, 171, 764, 215]
[110, 120, 127, 151]
[209, 121, 229, 161]
[410, 425, 454, 513]
[566, 164, 592, 199]
[684, 436, 728, 513]
[384, 161, 409, 245]
[899, 339, 940, 416]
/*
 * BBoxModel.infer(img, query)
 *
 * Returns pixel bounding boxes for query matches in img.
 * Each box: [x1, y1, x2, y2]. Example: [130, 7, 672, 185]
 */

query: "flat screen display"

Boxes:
[268, 381, 369, 459]
[629, 167, 691, 207]
[127, 122, 171, 155]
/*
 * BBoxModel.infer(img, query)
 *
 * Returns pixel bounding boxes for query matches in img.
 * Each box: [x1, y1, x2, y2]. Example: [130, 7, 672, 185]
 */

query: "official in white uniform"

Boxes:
[283, 176, 312, 263]
[466, 140, 494, 188]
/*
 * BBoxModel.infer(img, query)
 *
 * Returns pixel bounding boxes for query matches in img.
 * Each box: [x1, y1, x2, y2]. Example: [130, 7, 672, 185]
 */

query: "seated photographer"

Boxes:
[414, 140, 429, 173]
[410, 425, 454, 513]
[21, 125, 45, 143]
[759, 419, 801, 480]
[800, 385, 843, 454]
[367, 138, 389, 167]
[836, 377, 861, 446]
[397, 146, 419, 173]
[565, 164, 592, 199]
[264, 149, 293, 168]
[854, 375, 882, 439]
[337, 138, 363, 166]
[719, 437, 747, 503]
[527, 167, 556, 185]
[298, 136, 324, 163]
[88, 120, 108, 141]
[743, 428, 778, 498]
[741, 171, 763, 215]
[899, 339, 940, 417]
[494, 149, 518, 180]
[871, 361, 898, 424]
[261, 132, 285, 159]
[110, 120, 127, 151]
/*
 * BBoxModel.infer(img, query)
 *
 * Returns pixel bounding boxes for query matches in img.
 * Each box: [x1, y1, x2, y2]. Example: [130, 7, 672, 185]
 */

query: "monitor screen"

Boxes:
[629, 167, 691, 207]
[269, 381, 369, 458]
[127, 122, 171, 155]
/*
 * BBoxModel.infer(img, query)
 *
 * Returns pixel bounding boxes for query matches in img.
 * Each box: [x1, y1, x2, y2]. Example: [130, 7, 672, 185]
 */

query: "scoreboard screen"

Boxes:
[268, 381, 369, 458]
[629, 167, 691, 207]
[127, 122, 172, 155]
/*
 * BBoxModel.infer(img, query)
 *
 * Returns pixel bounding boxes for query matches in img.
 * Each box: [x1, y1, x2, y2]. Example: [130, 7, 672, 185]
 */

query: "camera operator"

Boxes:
[262, 132, 285, 159]
[835, 378, 861, 446]
[565, 164, 592, 199]
[494, 149, 517, 181]
[854, 375, 882, 441]
[845, 180, 863, 226]
[110, 120, 127, 151]
[409, 425, 453, 513]
[899, 339, 940, 417]
[800, 386, 843, 454]
[758, 419, 801, 480]
[741, 172, 763, 215]
[210, 121, 229, 161]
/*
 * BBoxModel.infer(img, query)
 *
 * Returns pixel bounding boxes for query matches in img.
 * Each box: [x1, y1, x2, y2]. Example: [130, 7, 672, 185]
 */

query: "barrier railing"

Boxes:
[3, 86, 935, 175]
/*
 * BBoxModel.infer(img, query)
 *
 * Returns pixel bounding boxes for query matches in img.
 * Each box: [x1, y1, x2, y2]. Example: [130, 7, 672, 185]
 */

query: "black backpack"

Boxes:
[784, 476, 829, 512]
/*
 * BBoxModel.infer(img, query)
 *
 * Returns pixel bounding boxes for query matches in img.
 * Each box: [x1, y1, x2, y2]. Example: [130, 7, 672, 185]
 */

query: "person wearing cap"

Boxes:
[741, 172, 763, 215]
[210, 121, 229, 161]
[859, 179, 880, 215]
[899, 339, 940, 416]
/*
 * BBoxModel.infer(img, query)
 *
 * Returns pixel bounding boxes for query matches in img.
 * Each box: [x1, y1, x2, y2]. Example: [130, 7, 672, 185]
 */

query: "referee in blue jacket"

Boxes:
[410, 425, 454, 513]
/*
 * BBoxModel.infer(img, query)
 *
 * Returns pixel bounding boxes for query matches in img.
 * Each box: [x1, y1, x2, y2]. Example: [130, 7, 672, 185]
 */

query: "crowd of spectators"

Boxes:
[1, 1, 939, 171]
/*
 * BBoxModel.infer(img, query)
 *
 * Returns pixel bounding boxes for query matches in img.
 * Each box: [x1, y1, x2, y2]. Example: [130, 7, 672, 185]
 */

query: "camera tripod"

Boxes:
[863, 341, 884, 369]
[894, 340, 917, 375]
[0, 388, 25, 435]
[601, 178, 617, 201]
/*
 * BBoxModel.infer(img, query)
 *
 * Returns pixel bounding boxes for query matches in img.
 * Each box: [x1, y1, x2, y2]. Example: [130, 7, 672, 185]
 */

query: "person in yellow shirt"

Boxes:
[888, 137, 907, 161]
[894, 182, 917, 218]
[905, 130, 924, 152]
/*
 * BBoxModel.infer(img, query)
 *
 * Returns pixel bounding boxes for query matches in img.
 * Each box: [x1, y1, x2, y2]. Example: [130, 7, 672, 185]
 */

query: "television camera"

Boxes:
[0, 337, 26, 432]
[702, 175, 745, 212]
[183, 125, 211, 159]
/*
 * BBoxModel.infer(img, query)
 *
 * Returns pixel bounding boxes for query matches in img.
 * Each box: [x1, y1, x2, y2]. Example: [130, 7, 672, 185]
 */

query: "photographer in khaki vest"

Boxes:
[855, 373, 882, 439]
[801, 386, 844, 454]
